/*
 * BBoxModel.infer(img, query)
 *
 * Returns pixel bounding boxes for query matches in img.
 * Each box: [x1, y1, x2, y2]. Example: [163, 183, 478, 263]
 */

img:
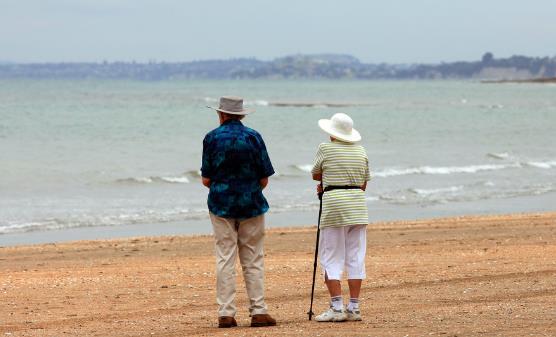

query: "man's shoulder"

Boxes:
[242, 125, 262, 138]
[204, 124, 232, 140]
[203, 123, 263, 143]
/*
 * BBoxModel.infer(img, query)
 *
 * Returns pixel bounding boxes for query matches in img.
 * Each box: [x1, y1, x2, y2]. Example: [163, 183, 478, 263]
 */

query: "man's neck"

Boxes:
[220, 118, 241, 126]
[218, 111, 244, 125]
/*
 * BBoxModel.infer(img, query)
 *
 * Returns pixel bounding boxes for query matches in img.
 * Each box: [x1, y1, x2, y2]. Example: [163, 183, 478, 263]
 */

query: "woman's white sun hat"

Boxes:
[318, 113, 361, 143]
[207, 96, 253, 115]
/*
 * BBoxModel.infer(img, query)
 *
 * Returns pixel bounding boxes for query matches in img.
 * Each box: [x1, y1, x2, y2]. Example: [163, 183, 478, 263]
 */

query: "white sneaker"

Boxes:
[345, 308, 362, 321]
[315, 307, 347, 322]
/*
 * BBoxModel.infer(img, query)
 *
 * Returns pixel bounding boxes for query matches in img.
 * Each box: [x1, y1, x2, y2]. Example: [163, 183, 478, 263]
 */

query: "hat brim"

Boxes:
[207, 106, 253, 115]
[318, 119, 361, 143]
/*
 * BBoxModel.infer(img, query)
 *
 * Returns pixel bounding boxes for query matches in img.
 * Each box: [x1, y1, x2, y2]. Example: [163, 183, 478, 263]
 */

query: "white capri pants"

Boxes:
[319, 224, 367, 280]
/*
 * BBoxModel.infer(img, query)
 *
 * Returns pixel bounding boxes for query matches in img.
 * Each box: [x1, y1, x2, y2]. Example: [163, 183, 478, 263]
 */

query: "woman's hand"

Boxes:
[316, 184, 323, 194]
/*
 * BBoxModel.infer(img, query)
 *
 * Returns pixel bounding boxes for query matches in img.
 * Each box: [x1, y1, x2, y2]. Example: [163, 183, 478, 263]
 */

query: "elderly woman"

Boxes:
[311, 112, 371, 322]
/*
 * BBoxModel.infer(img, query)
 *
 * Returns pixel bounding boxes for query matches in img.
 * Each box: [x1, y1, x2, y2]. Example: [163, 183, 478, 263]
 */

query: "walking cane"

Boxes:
[307, 186, 324, 320]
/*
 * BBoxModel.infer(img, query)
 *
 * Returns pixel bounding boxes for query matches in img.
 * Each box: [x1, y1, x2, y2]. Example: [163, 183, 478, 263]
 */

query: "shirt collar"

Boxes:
[222, 119, 243, 126]
[331, 138, 353, 145]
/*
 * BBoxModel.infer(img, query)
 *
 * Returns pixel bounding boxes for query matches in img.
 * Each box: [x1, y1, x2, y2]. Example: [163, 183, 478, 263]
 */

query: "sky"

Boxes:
[1, 0, 555, 64]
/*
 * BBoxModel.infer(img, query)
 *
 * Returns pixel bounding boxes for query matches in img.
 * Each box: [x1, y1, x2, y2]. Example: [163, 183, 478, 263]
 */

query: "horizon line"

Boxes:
[3, 52, 556, 66]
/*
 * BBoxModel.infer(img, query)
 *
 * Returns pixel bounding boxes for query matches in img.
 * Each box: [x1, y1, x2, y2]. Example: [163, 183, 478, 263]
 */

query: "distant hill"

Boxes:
[1, 53, 555, 80]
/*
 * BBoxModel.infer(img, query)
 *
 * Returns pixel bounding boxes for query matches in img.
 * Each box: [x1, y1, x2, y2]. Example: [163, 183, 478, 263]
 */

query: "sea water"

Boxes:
[1, 79, 555, 245]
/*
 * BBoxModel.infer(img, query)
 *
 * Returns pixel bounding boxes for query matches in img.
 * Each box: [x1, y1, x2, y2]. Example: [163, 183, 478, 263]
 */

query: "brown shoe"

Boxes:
[218, 316, 237, 328]
[251, 314, 277, 327]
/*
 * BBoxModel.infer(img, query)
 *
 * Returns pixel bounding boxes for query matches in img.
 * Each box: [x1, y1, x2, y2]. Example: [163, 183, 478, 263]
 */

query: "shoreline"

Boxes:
[2, 211, 555, 336]
[1, 211, 553, 248]
[3, 191, 556, 247]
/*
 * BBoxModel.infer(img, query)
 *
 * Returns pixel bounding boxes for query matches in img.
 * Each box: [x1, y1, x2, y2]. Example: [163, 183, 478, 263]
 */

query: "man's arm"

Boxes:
[202, 177, 211, 188]
[312, 173, 322, 181]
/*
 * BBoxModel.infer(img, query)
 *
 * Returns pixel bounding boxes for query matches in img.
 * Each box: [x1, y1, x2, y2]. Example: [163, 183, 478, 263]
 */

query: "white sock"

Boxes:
[330, 296, 343, 311]
[347, 298, 359, 311]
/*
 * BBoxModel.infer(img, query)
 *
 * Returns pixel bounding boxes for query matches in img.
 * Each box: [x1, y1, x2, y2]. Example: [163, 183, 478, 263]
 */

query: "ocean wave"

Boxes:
[116, 175, 190, 185]
[441, 184, 556, 204]
[292, 164, 313, 173]
[394, 182, 556, 206]
[244, 99, 269, 106]
[270, 201, 319, 213]
[402, 181, 554, 206]
[524, 160, 556, 169]
[154, 158, 554, 185]
[287, 158, 554, 180]
[409, 185, 464, 196]
[479, 103, 504, 109]
[203, 97, 269, 107]
[374, 163, 518, 178]
[0, 208, 208, 235]
[487, 152, 511, 160]
[203, 96, 373, 108]
[269, 101, 371, 108]
[203, 97, 218, 103]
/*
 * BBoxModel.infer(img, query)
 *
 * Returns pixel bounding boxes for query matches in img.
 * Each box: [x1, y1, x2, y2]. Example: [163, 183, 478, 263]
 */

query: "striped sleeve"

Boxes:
[365, 155, 372, 181]
[311, 144, 324, 175]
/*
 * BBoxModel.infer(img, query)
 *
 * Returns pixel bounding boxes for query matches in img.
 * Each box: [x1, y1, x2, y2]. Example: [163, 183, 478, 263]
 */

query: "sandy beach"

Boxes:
[1, 212, 555, 336]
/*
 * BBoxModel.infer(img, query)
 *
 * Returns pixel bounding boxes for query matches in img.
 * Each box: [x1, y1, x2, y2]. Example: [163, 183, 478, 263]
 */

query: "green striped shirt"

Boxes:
[311, 140, 371, 228]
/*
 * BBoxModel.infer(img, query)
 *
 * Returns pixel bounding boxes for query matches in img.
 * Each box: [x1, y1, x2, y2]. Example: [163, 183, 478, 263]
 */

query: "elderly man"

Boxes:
[201, 96, 277, 328]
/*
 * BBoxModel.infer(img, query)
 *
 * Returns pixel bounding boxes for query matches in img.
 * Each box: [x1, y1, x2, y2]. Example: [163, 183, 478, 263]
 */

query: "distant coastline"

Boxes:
[1, 53, 555, 81]
[482, 77, 556, 84]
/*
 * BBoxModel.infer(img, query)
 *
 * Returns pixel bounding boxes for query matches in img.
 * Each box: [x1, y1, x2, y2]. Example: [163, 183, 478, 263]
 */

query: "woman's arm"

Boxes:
[313, 174, 323, 195]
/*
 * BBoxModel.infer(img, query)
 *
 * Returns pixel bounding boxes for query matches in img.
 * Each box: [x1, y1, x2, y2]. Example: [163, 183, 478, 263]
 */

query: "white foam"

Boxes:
[244, 99, 269, 106]
[0, 208, 209, 235]
[116, 177, 153, 184]
[160, 176, 190, 184]
[294, 164, 313, 173]
[479, 103, 504, 109]
[374, 163, 515, 178]
[525, 160, 556, 169]
[410, 185, 464, 196]
[117, 175, 190, 185]
[487, 152, 511, 160]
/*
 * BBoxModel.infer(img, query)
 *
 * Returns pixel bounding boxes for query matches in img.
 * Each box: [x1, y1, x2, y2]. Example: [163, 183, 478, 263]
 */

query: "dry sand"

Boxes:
[1, 212, 555, 336]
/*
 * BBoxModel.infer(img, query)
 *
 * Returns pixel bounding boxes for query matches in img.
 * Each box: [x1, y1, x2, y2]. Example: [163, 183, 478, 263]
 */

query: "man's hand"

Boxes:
[260, 177, 269, 189]
[202, 177, 211, 188]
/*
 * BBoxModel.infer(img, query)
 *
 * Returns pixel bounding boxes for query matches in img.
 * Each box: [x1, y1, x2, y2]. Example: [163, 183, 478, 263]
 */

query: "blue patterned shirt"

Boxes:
[201, 120, 274, 219]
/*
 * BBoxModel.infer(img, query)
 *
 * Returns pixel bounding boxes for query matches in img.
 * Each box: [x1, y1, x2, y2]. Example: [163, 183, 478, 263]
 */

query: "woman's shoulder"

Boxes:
[319, 141, 367, 154]
[317, 142, 331, 151]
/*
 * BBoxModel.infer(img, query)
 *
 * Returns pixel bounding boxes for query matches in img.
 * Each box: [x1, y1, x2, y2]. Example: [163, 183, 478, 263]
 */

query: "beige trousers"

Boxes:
[210, 212, 268, 317]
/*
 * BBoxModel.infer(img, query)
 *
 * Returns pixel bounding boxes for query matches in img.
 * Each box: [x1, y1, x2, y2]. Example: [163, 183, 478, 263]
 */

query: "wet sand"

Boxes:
[1, 212, 555, 336]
